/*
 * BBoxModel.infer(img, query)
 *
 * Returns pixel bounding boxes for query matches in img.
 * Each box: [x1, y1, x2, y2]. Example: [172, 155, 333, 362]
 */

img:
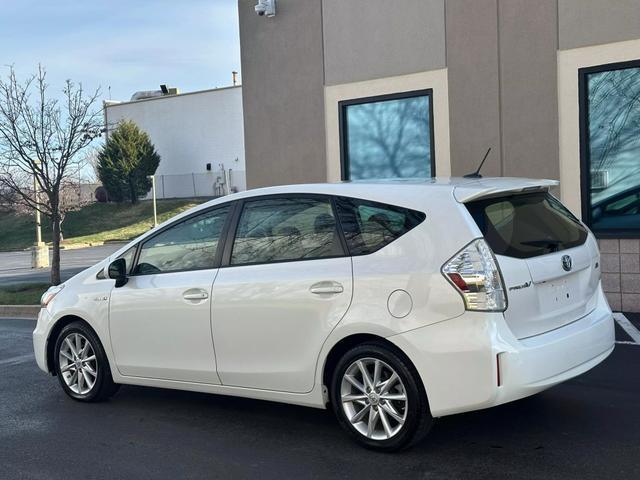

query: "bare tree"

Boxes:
[0, 66, 102, 285]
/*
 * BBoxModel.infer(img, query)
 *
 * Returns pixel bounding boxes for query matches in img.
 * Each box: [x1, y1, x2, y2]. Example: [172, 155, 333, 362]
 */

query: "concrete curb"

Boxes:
[0, 305, 39, 319]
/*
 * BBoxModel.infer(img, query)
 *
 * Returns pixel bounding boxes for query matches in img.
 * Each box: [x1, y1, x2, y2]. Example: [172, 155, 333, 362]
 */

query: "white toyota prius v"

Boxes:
[33, 177, 614, 451]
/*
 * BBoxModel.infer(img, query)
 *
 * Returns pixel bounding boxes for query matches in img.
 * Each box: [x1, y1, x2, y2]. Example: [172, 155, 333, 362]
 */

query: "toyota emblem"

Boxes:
[561, 255, 572, 272]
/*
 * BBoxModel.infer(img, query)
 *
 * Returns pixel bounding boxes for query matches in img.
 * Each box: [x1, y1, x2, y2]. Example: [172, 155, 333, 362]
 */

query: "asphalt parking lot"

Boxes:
[1, 318, 639, 480]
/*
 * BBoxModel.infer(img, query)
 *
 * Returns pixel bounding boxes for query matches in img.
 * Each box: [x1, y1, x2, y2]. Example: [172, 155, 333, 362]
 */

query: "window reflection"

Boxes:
[231, 198, 342, 265]
[343, 93, 433, 180]
[335, 197, 425, 255]
[134, 207, 229, 274]
[586, 65, 640, 231]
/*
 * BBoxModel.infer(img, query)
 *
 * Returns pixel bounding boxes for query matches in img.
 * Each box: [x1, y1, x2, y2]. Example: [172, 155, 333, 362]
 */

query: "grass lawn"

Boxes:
[0, 283, 50, 305]
[0, 198, 206, 251]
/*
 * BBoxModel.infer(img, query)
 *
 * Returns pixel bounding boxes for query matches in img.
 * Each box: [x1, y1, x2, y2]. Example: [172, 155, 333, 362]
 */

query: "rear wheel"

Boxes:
[330, 343, 433, 451]
[54, 321, 119, 402]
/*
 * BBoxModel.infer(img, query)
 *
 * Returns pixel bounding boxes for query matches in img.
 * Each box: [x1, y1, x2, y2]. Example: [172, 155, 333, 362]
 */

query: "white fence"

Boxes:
[56, 170, 247, 206]
[78, 183, 101, 204]
[145, 170, 246, 200]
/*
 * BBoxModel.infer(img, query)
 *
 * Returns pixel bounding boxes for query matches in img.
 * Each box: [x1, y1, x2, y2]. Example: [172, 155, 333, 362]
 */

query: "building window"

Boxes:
[580, 60, 640, 235]
[339, 89, 435, 181]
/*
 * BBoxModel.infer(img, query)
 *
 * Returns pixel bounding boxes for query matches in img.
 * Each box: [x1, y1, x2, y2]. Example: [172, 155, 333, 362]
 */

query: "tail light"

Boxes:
[441, 238, 507, 312]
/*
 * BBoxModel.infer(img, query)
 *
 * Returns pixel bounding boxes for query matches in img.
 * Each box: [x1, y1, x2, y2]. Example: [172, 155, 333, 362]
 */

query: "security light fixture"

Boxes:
[255, 0, 276, 17]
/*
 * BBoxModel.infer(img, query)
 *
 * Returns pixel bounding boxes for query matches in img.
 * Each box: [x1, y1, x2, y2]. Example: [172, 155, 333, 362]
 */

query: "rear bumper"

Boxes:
[388, 286, 614, 417]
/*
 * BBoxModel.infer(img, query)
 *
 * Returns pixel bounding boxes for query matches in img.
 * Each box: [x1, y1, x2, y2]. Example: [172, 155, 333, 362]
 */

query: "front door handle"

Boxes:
[183, 289, 209, 301]
[309, 281, 344, 295]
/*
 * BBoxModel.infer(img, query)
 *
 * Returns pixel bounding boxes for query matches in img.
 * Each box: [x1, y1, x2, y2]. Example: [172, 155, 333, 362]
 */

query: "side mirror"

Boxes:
[108, 258, 128, 288]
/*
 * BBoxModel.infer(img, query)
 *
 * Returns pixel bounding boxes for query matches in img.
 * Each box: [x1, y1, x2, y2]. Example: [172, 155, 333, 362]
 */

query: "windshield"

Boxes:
[465, 192, 588, 259]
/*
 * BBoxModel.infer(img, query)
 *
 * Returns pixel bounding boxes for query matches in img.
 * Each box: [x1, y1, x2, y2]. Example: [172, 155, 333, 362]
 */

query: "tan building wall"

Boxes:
[238, 0, 640, 310]
[238, 0, 326, 188]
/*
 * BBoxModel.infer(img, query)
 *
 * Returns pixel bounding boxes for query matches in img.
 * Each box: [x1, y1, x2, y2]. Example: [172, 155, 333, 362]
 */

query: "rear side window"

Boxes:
[466, 192, 588, 259]
[336, 197, 426, 255]
[231, 197, 343, 265]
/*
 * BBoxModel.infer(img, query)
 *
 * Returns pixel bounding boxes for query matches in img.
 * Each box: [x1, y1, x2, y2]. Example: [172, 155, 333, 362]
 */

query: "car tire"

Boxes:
[330, 342, 433, 451]
[53, 321, 120, 402]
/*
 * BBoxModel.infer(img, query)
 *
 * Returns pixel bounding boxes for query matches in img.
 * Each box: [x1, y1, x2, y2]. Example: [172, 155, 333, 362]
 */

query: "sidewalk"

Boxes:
[0, 305, 40, 318]
[0, 243, 124, 285]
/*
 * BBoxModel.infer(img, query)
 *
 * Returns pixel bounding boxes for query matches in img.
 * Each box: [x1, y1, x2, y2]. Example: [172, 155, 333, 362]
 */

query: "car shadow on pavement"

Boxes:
[78, 345, 635, 479]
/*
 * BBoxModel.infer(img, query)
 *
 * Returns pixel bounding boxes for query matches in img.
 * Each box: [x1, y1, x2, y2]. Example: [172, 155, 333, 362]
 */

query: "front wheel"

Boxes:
[330, 343, 433, 451]
[54, 321, 119, 402]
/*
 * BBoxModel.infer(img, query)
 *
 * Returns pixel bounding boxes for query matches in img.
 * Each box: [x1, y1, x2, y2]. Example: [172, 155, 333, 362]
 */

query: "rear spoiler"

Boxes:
[453, 178, 559, 203]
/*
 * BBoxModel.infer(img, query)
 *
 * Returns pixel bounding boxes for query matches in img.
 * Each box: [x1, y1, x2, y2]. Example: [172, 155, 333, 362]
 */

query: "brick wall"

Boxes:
[599, 239, 640, 312]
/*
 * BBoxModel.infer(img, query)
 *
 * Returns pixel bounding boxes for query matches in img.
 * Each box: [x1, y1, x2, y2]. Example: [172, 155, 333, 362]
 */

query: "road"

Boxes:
[1, 318, 639, 480]
[0, 244, 124, 285]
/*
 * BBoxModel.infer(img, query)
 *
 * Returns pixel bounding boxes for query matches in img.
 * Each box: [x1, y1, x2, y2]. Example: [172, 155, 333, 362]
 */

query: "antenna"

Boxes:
[463, 147, 491, 179]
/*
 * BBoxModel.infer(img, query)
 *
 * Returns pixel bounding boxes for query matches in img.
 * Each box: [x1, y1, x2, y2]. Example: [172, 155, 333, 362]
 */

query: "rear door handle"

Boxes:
[183, 289, 209, 301]
[309, 281, 344, 295]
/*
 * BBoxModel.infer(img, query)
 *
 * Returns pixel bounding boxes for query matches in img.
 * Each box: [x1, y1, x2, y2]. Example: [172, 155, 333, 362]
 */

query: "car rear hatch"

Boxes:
[456, 179, 600, 339]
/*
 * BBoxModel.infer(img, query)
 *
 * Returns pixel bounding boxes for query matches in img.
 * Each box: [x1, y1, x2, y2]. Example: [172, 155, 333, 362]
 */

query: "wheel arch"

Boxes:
[321, 333, 427, 406]
[46, 314, 100, 375]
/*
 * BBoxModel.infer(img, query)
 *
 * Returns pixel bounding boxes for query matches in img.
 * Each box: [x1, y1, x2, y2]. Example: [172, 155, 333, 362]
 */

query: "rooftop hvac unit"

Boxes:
[591, 170, 609, 190]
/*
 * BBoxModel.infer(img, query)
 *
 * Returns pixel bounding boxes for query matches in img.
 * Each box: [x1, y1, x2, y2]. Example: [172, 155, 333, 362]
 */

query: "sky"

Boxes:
[0, 0, 241, 102]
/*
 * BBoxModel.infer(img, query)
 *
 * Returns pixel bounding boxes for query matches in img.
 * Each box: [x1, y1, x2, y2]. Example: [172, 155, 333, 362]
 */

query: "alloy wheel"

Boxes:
[340, 357, 408, 440]
[58, 332, 98, 395]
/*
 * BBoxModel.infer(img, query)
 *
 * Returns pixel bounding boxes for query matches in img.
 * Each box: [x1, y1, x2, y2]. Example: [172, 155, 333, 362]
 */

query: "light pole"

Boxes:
[34, 172, 42, 244]
[31, 164, 49, 269]
[149, 174, 158, 228]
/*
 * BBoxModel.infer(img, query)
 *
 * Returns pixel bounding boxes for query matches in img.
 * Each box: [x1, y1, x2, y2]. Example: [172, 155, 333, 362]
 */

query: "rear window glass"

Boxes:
[466, 192, 588, 259]
[336, 197, 426, 255]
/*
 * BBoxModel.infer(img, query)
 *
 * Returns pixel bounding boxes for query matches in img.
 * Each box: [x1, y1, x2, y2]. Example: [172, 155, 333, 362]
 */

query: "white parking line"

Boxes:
[613, 312, 640, 345]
